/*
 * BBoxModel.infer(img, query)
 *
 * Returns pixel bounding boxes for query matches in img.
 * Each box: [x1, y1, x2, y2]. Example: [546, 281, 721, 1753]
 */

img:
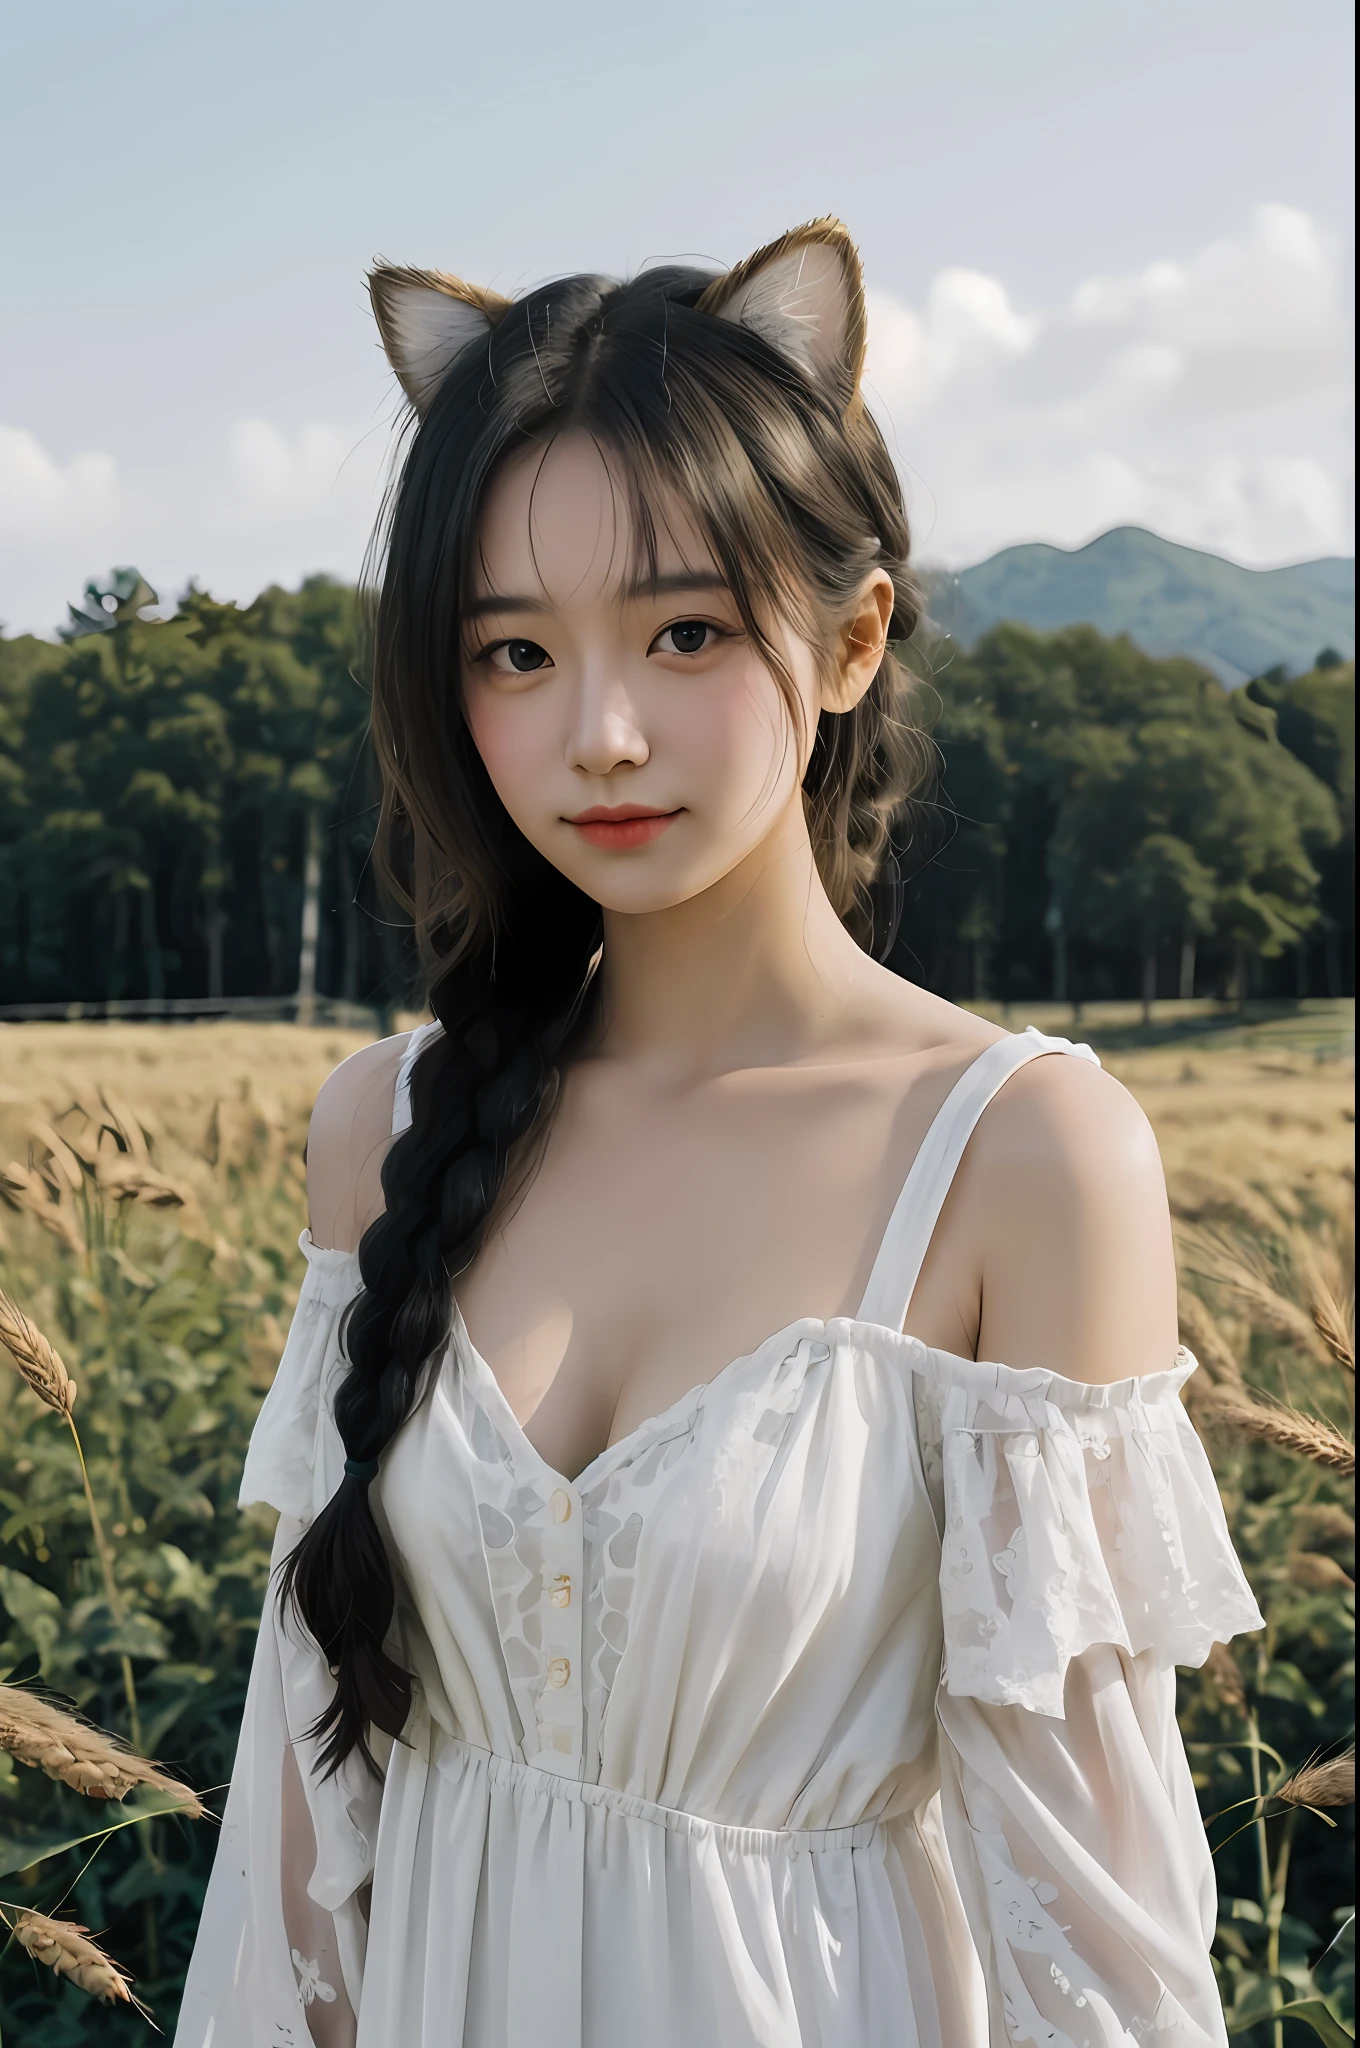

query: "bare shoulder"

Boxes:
[964, 1048, 1178, 1383]
[305, 1033, 414, 1252]
[975, 1044, 1162, 1184]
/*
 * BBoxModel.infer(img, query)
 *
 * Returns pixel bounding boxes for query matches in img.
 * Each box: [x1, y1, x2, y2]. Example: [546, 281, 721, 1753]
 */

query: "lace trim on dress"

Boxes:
[912, 1343, 1266, 1718]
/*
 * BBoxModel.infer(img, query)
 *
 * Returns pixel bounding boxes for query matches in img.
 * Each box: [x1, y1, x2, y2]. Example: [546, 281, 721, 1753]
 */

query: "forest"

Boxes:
[0, 569, 1353, 1013]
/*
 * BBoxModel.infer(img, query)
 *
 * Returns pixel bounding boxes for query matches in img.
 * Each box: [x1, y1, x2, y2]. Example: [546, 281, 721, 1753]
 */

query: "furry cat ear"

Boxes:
[695, 218, 867, 408]
[368, 265, 512, 414]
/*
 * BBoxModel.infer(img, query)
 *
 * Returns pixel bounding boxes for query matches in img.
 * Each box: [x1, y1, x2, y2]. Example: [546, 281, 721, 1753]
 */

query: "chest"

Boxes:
[380, 1316, 945, 1792]
[452, 1055, 983, 1483]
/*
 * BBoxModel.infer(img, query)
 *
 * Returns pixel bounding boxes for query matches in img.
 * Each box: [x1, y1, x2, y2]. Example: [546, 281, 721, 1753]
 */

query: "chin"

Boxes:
[560, 859, 723, 917]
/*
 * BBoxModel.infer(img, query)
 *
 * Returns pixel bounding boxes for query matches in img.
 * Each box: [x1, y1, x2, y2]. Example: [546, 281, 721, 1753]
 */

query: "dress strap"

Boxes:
[391, 1020, 443, 1138]
[855, 1026, 1100, 1334]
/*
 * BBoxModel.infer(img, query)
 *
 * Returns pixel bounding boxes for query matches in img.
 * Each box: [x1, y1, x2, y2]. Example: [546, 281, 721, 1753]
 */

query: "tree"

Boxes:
[0, 574, 384, 1012]
[1247, 660, 1354, 997]
[1, 594, 1349, 1014]
[904, 623, 1345, 1007]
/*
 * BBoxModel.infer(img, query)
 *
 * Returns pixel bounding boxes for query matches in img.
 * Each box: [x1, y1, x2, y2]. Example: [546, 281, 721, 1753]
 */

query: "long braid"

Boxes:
[279, 874, 601, 1775]
[278, 245, 934, 1776]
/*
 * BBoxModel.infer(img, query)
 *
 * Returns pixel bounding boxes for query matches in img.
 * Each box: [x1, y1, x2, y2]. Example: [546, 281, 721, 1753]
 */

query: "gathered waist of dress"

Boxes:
[427, 1727, 887, 1857]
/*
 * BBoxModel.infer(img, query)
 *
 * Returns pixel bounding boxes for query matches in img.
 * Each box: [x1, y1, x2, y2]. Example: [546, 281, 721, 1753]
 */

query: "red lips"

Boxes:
[566, 805, 681, 850]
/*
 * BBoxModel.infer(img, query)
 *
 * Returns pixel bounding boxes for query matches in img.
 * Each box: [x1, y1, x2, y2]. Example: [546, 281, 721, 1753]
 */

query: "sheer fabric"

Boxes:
[174, 1028, 1264, 2047]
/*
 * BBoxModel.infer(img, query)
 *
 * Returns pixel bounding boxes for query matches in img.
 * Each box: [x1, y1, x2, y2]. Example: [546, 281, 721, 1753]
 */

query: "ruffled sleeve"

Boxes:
[238, 1231, 358, 1522]
[914, 1344, 1265, 2047]
[914, 1343, 1266, 1720]
[174, 1236, 388, 2048]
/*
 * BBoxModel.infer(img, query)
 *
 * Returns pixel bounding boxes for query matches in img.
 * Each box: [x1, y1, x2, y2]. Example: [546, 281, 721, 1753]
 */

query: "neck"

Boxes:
[594, 799, 872, 1080]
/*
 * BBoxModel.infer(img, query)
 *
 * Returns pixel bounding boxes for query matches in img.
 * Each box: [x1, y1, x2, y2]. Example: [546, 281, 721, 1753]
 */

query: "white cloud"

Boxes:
[0, 424, 119, 539]
[226, 419, 361, 519]
[0, 416, 385, 636]
[0, 204, 1351, 637]
[866, 203, 1354, 567]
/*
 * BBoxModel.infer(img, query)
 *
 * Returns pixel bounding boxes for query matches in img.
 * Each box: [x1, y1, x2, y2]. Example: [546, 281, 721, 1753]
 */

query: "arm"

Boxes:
[306, 1032, 414, 1252]
[922, 1054, 1255, 2045]
[973, 1051, 1180, 1384]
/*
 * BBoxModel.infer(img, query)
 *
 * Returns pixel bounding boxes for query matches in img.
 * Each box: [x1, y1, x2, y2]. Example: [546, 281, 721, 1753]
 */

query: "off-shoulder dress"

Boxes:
[173, 1025, 1264, 2048]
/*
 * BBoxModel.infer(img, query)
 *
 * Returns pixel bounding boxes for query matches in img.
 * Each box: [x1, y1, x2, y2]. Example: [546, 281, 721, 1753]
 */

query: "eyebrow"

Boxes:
[460, 570, 730, 621]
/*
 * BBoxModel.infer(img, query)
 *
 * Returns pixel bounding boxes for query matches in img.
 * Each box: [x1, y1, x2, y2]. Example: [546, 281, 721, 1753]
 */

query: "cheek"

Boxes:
[463, 688, 552, 823]
[678, 662, 803, 807]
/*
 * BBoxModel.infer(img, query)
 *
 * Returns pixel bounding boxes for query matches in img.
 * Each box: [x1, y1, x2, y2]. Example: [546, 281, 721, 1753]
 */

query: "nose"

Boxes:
[566, 670, 649, 777]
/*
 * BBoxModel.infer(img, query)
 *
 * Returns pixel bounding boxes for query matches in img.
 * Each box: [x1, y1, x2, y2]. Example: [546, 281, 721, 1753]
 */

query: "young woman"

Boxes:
[174, 219, 1264, 2048]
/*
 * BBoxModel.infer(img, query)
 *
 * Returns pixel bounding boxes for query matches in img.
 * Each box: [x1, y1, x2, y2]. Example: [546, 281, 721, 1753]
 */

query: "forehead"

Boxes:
[469, 431, 717, 610]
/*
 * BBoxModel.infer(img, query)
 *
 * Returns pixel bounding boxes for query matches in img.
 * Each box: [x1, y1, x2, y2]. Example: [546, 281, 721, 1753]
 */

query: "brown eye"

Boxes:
[489, 639, 551, 674]
[655, 621, 712, 655]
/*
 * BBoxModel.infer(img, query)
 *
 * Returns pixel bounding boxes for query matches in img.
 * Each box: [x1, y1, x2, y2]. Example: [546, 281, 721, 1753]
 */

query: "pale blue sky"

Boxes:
[1, 0, 1353, 633]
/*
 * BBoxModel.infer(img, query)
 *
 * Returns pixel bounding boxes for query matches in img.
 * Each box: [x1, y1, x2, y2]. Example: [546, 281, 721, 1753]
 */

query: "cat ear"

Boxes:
[368, 265, 513, 415]
[696, 217, 867, 408]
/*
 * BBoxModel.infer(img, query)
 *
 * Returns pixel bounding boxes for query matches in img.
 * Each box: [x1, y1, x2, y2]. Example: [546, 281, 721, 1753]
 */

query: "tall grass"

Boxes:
[0, 1013, 1352, 2042]
[1117, 1026, 1356, 2046]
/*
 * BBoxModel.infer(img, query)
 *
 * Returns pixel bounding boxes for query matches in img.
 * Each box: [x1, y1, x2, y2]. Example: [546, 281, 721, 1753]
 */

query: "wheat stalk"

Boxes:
[0, 1287, 143, 1746]
[0, 1686, 202, 1815]
[1214, 1257, 1329, 1362]
[94, 1157, 188, 1208]
[1177, 1289, 1244, 1386]
[27, 1121, 85, 1194]
[1294, 1501, 1356, 1547]
[1202, 1640, 1247, 1714]
[7, 1909, 148, 2012]
[0, 1288, 76, 1415]
[1275, 1745, 1355, 1810]
[1290, 1227, 1356, 1375]
[1171, 1170, 1288, 1240]
[0, 1160, 85, 1255]
[97, 1085, 151, 1161]
[1200, 1384, 1355, 1474]
[1287, 1549, 1355, 1591]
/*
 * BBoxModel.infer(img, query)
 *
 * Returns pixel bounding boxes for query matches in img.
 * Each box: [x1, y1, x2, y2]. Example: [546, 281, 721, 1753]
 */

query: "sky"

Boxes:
[0, 0, 1353, 637]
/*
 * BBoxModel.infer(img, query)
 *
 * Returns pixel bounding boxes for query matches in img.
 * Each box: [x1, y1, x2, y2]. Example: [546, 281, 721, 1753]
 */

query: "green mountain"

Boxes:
[923, 526, 1354, 687]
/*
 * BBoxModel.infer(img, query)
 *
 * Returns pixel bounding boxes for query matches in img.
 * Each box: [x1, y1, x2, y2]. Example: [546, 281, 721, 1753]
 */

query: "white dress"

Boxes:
[173, 1027, 1265, 2048]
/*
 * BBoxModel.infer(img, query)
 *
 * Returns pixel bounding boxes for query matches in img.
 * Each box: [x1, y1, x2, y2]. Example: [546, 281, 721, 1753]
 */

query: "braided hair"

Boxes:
[279, 228, 936, 1775]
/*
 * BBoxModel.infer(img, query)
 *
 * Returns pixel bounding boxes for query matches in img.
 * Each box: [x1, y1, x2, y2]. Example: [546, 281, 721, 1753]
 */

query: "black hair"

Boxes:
[279, 251, 933, 1774]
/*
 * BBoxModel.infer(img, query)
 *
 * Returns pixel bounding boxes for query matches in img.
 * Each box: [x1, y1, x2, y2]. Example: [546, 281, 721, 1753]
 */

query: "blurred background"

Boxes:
[0, 3, 1353, 2043]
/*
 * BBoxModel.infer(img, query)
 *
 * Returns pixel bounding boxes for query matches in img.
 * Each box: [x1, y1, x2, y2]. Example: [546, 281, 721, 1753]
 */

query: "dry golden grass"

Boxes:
[0, 1684, 204, 1813]
[0, 1287, 76, 1415]
[0, 1021, 375, 1201]
[1196, 1383, 1355, 1474]
[7, 1909, 141, 2009]
[0, 1007, 1350, 1263]
[1101, 1031, 1354, 1209]
[1275, 1745, 1356, 1811]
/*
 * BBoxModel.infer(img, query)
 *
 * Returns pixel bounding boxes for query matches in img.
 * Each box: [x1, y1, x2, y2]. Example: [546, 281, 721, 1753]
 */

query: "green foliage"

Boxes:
[2, 579, 1353, 1013]
[899, 627, 1349, 1002]
[0, 576, 400, 1009]
[0, 1110, 302, 2040]
[1176, 1187, 1355, 2046]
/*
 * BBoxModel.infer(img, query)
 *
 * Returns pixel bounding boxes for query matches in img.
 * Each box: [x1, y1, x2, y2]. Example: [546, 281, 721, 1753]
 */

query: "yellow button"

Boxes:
[549, 1576, 571, 1609]
[547, 1658, 571, 1689]
[550, 1489, 572, 1523]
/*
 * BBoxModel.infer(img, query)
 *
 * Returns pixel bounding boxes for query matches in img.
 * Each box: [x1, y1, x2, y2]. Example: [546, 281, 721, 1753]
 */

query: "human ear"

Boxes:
[821, 571, 895, 714]
[696, 217, 867, 413]
[368, 265, 512, 415]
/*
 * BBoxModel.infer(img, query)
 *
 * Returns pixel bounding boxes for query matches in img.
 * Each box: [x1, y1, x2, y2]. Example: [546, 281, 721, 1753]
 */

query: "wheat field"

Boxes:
[0, 1002, 1352, 2044]
[1, 999, 1352, 1202]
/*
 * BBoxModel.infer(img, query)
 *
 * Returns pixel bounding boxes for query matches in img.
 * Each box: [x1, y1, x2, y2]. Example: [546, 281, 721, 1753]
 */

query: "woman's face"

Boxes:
[460, 432, 831, 917]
